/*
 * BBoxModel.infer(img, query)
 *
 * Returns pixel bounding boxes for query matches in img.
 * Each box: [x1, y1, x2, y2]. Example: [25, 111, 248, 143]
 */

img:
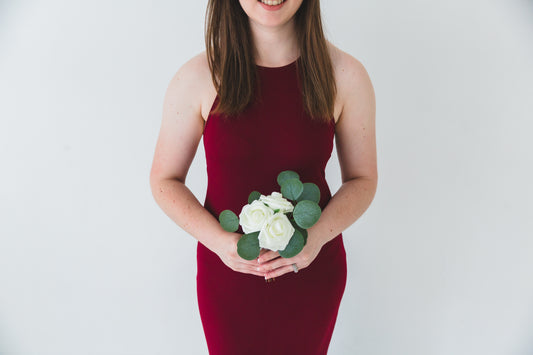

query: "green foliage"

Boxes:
[293, 200, 321, 229]
[280, 178, 304, 201]
[290, 219, 308, 245]
[219, 210, 239, 232]
[248, 190, 261, 204]
[237, 232, 260, 260]
[279, 229, 305, 258]
[277, 170, 300, 187]
[296, 182, 320, 204]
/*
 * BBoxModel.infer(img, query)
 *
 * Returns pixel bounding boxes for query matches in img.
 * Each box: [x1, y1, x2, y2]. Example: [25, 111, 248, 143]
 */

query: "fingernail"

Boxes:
[257, 258, 261, 263]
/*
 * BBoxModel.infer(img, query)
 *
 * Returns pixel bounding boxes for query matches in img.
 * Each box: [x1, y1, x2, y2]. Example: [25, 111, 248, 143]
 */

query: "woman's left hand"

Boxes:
[256, 238, 324, 280]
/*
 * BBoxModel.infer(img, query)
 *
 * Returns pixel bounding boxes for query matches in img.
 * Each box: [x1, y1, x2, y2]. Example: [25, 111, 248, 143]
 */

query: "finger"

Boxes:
[235, 255, 263, 266]
[257, 250, 280, 264]
[265, 264, 295, 279]
[236, 259, 260, 269]
[256, 249, 270, 262]
[258, 256, 292, 273]
[240, 264, 268, 277]
[237, 260, 268, 275]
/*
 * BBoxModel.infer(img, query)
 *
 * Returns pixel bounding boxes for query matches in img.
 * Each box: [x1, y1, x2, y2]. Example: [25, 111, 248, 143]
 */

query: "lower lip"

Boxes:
[258, 0, 286, 11]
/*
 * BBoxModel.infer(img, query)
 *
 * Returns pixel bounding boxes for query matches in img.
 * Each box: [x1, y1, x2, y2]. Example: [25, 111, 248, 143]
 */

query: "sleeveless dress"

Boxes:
[198, 58, 347, 355]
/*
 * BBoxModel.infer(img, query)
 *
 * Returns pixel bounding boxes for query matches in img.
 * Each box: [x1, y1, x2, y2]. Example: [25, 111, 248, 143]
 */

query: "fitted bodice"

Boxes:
[202, 60, 336, 230]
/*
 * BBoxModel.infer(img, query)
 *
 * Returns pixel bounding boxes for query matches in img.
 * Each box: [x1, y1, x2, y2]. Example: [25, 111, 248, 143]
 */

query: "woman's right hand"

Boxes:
[214, 232, 267, 278]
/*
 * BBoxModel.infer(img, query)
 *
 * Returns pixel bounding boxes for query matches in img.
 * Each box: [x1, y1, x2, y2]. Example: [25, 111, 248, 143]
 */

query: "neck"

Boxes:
[249, 19, 299, 67]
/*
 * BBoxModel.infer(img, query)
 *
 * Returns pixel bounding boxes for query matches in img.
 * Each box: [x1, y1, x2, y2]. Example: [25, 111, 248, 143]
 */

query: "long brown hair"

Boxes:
[204, 0, 336, 124]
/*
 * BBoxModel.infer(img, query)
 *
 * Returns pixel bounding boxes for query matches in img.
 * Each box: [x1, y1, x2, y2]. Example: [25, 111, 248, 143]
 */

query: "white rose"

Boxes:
[258, 212, 295, 251]
[259, 191, 294, 213]
[239, 199, 275, 234]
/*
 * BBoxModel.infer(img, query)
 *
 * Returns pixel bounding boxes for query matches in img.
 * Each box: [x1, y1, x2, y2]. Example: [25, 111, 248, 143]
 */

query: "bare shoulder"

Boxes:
[326, 41, 375, 125]
[193, 51, 218, 122]
[168, 51, 216, 123]
[190, 50, 217, 122]
[149, 51, 215, 184]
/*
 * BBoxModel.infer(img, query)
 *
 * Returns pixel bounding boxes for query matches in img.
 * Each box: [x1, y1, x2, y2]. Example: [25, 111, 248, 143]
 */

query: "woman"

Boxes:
[150, 0, 377, 354]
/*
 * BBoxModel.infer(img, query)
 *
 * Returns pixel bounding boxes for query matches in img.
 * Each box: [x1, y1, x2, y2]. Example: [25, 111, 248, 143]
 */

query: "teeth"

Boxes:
[260, 0, 285, 5]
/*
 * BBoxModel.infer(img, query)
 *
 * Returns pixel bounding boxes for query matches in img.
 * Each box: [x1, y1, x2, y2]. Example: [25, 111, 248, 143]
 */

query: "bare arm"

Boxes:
[151, 179, 228, 253]
[149, 53, 224, 252]
[307, 52, 378, 248]
[149, 52, 264, 277]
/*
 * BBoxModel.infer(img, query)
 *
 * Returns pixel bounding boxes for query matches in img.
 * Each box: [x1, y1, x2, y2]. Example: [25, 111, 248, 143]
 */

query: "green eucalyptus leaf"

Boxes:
[219, 210, 239, 232]
[301, 228, 308, 244]
[237, 232, 260, 260]
[289, 218, 308, 245]
[293, 200, 321, 229]
[279, 229, 305, 258]
[277, 170, 300, 188]
[248, 191, 261, 204]
[296, 183, 321, 204]
[280, 178, 303, 201]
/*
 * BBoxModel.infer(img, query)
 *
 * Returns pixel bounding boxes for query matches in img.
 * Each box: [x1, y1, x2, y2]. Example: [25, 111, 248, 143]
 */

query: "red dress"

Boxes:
[198, 58, 347, 354]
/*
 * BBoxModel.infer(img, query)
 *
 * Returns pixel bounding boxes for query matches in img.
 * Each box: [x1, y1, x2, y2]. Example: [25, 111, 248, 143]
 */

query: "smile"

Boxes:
[258, 0, 287, 7]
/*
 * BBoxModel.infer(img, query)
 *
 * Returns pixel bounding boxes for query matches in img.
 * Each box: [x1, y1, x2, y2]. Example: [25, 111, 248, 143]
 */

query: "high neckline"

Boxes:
[255, 57, 299, 70]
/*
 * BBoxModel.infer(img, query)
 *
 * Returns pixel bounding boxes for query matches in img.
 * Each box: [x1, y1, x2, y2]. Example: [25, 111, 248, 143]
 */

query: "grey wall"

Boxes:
[1, 0, 532, 354]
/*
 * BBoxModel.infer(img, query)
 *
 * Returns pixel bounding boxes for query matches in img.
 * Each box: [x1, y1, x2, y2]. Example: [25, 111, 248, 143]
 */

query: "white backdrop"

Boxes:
[1, 0, 532, 354]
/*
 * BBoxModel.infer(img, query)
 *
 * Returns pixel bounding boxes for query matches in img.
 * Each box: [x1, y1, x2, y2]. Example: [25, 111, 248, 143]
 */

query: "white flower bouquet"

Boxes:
[218, 170, 322, 260]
